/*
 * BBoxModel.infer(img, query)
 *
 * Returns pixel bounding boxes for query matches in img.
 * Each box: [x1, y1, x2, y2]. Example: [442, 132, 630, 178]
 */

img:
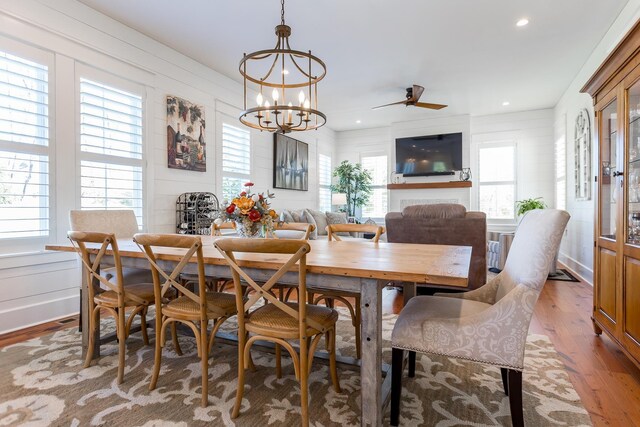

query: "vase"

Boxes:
[235, 220, 261, 238]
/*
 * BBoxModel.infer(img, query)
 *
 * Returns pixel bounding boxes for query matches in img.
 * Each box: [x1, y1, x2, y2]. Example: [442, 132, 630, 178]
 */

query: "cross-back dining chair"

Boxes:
[179, 220, 236, 293]
[311, 223, 385, 359]
[214, 238, 341, 427]
[134, 233, 239, 408]
[68, 231, 156, 384]
[390, 209, 570, 427]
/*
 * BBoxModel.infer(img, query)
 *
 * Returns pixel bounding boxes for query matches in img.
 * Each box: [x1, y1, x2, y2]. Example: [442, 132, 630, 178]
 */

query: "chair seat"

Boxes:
[102, 266, 154, 286]
[94, 283, 160, 306]
[162, 292, 237, 319]
[391, 295, 491, 352]
[246, 302, 338, 337]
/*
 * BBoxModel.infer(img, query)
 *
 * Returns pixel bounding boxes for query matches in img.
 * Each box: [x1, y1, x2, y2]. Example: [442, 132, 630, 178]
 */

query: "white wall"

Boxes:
[554, 0, 640, 284]
[0, 0, 336, 333]
[335, 110, 555, 230]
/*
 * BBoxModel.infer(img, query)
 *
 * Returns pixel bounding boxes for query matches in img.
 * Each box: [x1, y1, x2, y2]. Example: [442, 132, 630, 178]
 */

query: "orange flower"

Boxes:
[233, 196, 255, 214]
[269, 209, 278, 218]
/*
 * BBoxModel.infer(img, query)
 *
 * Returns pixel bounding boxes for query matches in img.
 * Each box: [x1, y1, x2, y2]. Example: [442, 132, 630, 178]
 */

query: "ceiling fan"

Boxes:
[372, 85, 447, 110]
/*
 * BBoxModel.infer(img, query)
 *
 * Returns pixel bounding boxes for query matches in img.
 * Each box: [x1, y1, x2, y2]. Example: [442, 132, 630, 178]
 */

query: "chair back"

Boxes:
[133, 233, 211, 318]
[211, 221, 235, 236]
[214, 238, 324, 335]
[67, 231, 139, 305]
[69, 209, 139, 238]
[496, 209, 570, 301]
[327, 223, 385, 242]
[272, 222, 316, 240]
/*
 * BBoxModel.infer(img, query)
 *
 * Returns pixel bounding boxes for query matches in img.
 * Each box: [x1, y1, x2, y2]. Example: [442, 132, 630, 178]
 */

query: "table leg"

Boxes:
[81, 269, 100, 360]
[360, 279, 383, 426]
[403, 282, 417, 306]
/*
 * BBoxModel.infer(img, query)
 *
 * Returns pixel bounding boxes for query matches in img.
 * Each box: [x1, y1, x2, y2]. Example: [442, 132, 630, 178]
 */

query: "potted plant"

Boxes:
[331, 160, 373, 217]
[515, 197, 547, 217]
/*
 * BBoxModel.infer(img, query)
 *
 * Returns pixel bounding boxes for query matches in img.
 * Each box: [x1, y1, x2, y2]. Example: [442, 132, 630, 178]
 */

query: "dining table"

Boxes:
[46, 236, 471, 426]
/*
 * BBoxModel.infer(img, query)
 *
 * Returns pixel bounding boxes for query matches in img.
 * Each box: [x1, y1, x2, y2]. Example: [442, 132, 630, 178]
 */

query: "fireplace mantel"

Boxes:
[386, 181, 472, 190]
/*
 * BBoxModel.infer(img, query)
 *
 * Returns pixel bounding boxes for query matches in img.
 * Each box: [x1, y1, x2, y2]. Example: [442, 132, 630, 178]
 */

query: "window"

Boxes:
[478, 143, 516, 220]
[221, 123, 251, 201]
[0, 50, 50, 240]
[318, 153, 332, 212]
[361, 155, 388, 219]
[79, 78, 144, 226]
[555, 133, 566, 210]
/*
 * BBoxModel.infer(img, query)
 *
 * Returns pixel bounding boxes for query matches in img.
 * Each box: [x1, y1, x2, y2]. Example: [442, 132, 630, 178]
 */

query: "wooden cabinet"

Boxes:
[582, 19, 640, 368]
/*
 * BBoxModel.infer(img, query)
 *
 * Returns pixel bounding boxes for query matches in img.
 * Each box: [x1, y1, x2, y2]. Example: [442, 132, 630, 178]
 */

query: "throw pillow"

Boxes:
[301, 210, 318, 240]
[325, 211, 350, 236]
[305, 209, 329, 236]
[290, 209, 305, 223]
[402, 203, 467, 219]
[281, 210, 294, 223]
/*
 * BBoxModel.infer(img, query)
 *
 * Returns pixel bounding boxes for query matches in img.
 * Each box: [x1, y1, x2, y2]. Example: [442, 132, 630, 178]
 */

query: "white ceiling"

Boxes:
[77, 0, 628, 131]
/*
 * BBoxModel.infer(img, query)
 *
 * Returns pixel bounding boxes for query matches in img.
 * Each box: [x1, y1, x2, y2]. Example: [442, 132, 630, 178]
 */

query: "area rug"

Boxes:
[0, 310, 591, 426]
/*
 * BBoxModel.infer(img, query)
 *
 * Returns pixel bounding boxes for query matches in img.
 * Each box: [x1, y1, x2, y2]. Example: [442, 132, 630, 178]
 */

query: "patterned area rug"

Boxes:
[0, 310, 591, 426]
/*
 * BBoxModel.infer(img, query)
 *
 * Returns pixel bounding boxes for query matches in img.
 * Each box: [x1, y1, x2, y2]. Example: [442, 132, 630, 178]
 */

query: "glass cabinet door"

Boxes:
[600, 100, 618, 240]
[628, 84, 640, 245]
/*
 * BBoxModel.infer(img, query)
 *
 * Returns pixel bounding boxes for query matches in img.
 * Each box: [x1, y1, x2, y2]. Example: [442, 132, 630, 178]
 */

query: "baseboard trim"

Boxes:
[0, 295, 79, 335]
[557, 253, 593, 286]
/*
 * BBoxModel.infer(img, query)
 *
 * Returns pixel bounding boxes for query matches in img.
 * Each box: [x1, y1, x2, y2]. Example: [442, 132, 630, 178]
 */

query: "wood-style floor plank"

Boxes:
[2, 277, 640, 426]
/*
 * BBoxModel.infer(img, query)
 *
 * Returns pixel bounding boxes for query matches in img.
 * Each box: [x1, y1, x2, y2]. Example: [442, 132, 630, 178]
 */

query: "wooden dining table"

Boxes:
[46, 236, 471, 426]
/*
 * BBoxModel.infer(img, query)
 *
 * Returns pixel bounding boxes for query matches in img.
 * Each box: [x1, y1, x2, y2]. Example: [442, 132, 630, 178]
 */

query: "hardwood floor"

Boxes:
[2, 277, 640, 426]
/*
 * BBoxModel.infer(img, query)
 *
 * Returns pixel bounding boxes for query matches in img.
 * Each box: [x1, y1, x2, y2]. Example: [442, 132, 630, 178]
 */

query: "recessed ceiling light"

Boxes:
[282, 69, 289, 75]
[356, 120, 361, 124]
[502, 101, 510, 106]
[516, 18, 529, 27]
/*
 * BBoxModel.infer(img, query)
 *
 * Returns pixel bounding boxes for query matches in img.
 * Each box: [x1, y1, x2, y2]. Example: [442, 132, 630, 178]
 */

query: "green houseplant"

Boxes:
[331, 160, 373, 217]
[515, 197, 547, 217]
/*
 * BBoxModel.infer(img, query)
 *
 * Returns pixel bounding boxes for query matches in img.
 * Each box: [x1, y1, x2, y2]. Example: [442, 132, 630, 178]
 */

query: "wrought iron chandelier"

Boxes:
[239, 0, 326, 133]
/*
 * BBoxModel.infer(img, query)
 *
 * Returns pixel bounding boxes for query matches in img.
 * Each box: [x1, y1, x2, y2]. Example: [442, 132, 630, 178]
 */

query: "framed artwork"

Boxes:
[574, 109, 591, 200]
[166, 95, 206, 172]
[273, 133, 308, 191]
[347, 216, 357, 224]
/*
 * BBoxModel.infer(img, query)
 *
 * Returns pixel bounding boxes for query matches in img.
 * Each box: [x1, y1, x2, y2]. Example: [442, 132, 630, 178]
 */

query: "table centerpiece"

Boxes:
[217, 182, 278, 238]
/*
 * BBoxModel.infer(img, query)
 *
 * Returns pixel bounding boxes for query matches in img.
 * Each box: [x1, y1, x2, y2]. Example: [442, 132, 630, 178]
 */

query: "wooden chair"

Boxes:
[134, 233, 238, 408]
[214, 238, 341, 427]
[179, 221, 235, 293]
[271, 222, 315, 240]
[68, 231, 155, 384]
[311, 223, 385, 359]
[389, 209, 570, 427]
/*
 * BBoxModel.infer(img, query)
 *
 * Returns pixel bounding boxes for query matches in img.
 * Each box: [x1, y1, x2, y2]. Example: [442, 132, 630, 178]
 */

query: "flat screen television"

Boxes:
[395, 132, 463, 177]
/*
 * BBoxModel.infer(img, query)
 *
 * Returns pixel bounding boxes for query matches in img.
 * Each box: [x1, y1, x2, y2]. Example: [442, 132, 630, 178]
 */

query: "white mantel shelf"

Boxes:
[387, 181, 472, 190]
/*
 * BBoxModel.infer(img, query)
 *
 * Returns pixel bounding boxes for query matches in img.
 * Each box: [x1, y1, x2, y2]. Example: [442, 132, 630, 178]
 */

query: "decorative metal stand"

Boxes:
[176, 192, 220, 235]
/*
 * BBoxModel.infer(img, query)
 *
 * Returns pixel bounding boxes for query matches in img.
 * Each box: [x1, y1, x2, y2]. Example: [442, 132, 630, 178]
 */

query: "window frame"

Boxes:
[75, 65, 147, 229]
[318, 152, 332, 213]
[0, 37, 55, 254]
[475, 140, 518, 224]
[217, 112, 252, 202]
[360, 152, 388, 221]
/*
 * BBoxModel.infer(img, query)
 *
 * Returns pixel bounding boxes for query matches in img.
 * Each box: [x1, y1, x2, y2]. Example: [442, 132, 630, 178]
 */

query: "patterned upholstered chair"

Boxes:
[390, 209, 570, 427]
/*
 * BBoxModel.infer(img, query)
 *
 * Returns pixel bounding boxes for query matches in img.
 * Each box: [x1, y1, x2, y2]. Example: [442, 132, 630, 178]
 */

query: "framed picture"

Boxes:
[273, 133, 308, 191]
[166, 95, 206, 172]
[347, 216, 356, 224]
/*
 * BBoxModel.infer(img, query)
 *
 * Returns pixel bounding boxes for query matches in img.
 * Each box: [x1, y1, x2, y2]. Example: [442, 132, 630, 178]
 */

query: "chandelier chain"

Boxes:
[281, 0, 285, 25]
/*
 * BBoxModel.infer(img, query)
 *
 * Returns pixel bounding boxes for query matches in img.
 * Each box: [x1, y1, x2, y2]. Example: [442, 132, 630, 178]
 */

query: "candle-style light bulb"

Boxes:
[256, 92, 263, 107]
[272, 89, 279, 103]
[303, 99, 310, 109]
[287, 102, 293, 124]
[298, 90, 305, 105]
[264, 100, 271, 121]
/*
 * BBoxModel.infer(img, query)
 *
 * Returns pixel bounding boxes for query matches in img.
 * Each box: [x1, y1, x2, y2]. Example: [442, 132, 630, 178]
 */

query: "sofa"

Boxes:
[385, 204, 486, 290]
[279, 208, 355, 240]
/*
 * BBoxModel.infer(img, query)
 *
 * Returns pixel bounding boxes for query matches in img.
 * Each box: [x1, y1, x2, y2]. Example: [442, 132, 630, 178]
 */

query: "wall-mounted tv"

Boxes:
[395, 132, 463, 177]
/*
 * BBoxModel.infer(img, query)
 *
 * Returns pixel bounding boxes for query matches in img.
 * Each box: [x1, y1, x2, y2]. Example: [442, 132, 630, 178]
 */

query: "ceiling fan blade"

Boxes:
[411, 85, 425, 102]
[372, 100, 408, 110]
[414, 102, 448, 110]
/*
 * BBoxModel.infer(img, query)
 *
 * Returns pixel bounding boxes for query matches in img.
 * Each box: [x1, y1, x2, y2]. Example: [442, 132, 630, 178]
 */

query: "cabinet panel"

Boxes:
[597, 248, 617, 323]
[599, 100, 619, 240]
[623, 258, 640, 347]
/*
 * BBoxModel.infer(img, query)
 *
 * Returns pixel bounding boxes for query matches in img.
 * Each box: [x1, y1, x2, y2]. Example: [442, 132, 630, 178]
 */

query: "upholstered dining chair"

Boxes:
[215, 238, 341, 427]
[134, 233, 238, 408]
[310, 223, 385, 359]
[68, 231, 156, 384]
[390, 209, 570, 427]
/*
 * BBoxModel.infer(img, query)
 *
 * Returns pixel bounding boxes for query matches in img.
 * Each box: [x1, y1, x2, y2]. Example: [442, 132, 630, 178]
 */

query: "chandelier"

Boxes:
[239, 0, 326, 133]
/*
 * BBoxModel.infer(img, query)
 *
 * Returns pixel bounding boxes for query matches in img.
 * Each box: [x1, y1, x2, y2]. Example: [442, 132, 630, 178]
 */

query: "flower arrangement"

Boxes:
[217, 182, 278, 237]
